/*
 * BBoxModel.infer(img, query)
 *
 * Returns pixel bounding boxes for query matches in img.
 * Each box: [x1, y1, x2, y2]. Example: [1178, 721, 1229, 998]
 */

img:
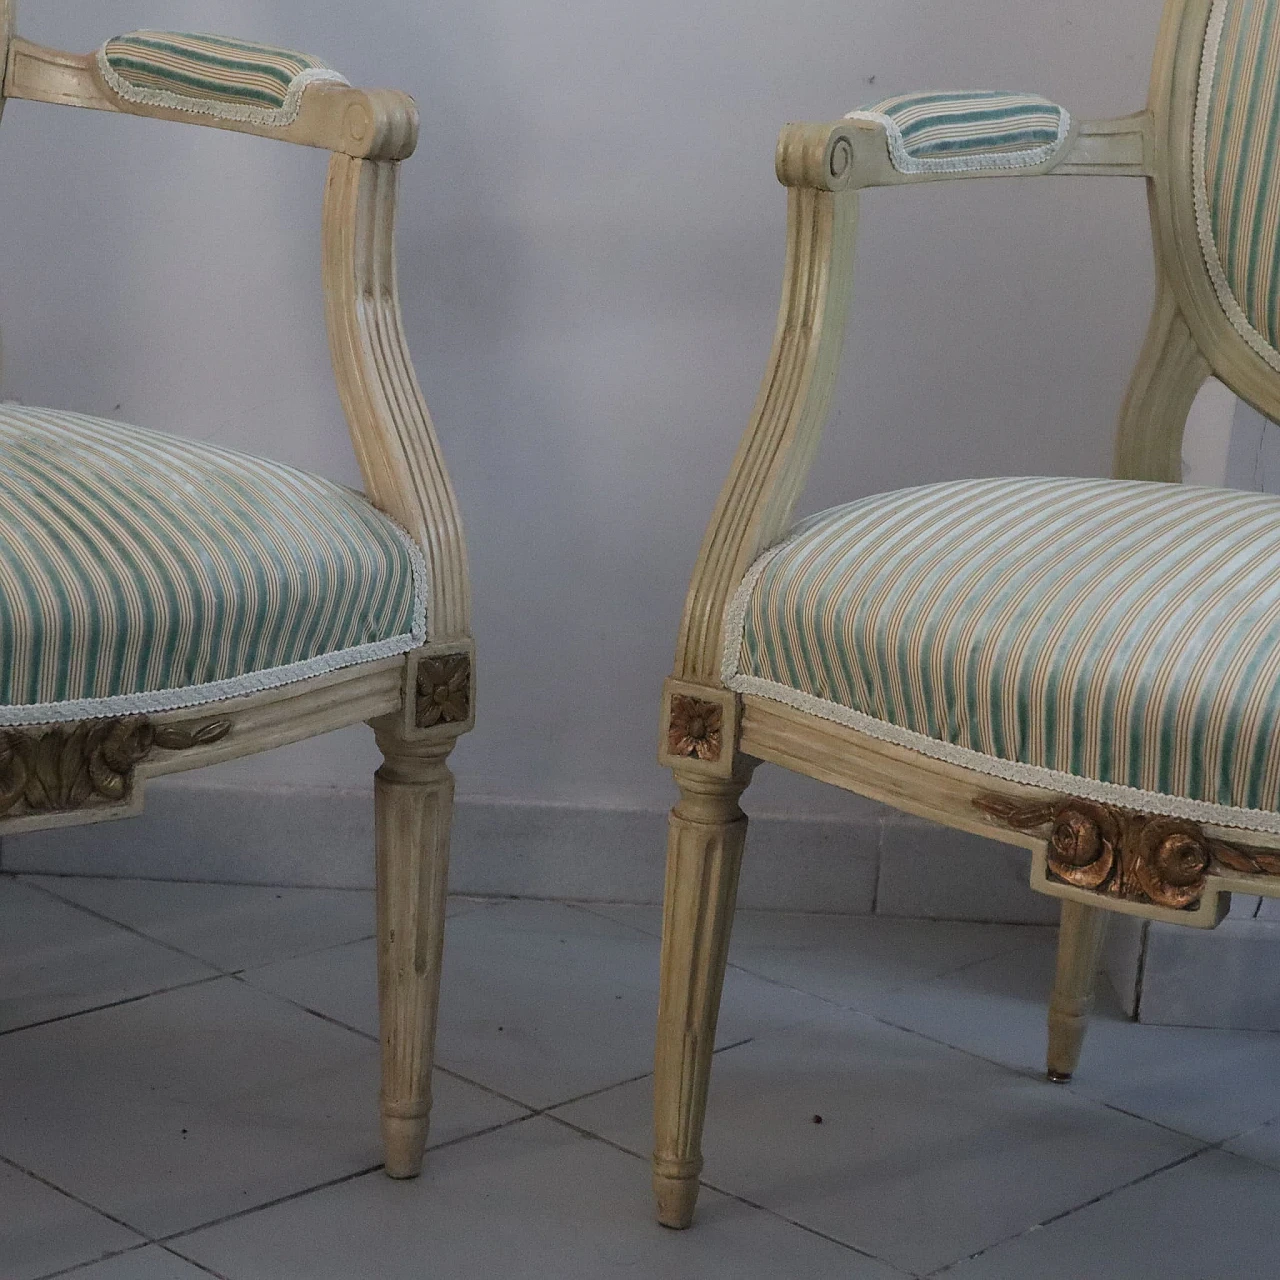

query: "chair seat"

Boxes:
[0, 405, 425, 724]
[723, 477, 1280, 827]
[846, 90, 1071, 174]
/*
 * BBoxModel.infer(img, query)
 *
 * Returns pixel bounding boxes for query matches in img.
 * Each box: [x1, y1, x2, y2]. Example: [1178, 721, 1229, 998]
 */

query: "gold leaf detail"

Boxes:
[668, 695, 724, 762]
[974, 792, 1279, 912]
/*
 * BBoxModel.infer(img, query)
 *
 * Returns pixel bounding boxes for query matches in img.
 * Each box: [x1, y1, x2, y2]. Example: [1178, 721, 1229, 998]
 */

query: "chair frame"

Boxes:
[0, 11, 472, 1180]
[653, 0, 1280, 1229]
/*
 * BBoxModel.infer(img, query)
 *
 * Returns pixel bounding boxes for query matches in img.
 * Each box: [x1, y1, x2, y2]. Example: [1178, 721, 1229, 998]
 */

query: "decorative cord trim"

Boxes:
[95, 45, 347, 128]
[844, 106, 1072, 175]
[1192, 0, 1280, 373]
[721, 544, 1280, 837]
[0, 520, 428, 728]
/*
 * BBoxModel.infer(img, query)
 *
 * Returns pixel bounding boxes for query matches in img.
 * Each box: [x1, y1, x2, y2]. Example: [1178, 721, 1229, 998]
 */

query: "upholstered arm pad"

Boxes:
[3, 33, 418, 160]
[776, 99, 1149, 191]
[96, 31, 348, 128]
[847, 91, 1070, 174]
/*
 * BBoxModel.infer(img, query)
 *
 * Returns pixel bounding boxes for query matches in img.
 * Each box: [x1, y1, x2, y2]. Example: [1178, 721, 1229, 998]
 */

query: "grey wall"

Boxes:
[0, 0, 1164, 819]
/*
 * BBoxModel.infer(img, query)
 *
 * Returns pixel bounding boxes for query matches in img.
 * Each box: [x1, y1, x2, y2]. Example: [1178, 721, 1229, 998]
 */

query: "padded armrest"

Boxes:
[846, 90, 1071, 175]
[96, 30, 347, 128]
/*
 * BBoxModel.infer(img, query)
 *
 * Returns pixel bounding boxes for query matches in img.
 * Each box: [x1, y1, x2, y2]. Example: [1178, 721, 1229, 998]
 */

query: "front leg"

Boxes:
[371, 716, 459, 1177]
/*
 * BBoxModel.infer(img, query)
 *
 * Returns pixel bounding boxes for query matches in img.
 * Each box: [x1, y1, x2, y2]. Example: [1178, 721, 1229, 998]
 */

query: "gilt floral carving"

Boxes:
[668, 696, 723, 762]
[415, 653, 471, 728]
[0, 715, 231, 818]
[974, 793, 1280, 911]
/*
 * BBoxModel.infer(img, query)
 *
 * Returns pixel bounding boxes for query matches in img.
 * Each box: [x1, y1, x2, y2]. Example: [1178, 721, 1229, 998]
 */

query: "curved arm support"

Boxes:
[673, 185, 858, 683]
[1114, 269, 1210, 481]
[322, 154, 471, 643]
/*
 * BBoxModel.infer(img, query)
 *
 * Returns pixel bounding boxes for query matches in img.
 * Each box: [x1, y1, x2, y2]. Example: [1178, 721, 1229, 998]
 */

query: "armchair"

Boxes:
[0, 14, 471, 1178]
[654, 0, 1280, 1229]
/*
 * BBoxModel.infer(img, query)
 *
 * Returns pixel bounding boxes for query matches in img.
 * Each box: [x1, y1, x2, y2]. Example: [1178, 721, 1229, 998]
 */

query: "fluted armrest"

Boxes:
[777, 95, 1150, 191]
[4, 32, 417, 160]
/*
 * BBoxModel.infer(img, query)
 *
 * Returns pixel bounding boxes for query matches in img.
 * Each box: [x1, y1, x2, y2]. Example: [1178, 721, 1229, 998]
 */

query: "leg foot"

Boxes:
[652, 764, 752, 1229]
[1046, 899, 1109, 1082]
[372, 719, 458, 1179]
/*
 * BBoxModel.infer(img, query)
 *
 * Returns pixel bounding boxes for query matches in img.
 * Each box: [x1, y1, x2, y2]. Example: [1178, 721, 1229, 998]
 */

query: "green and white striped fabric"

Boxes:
[0, 405, 425, 725]
[97, 31, 346, 127]
[724, 477, 1280, 833]
[847, 90, 1070, 174]
[1197, 0, 1280, 371]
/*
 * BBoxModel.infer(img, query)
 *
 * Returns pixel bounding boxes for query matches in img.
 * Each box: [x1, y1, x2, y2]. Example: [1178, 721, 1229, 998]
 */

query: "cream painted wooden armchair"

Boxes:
[654, 0, 1280, 1229]
[0, 14, 471, 1178]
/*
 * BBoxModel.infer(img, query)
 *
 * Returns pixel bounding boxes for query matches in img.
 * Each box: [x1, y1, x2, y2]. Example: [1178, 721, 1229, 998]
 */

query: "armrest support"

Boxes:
[323, 155, 471, 644]
[674, 101, 1151, 685]
[4, 35, 417, 160]
[777, 110, 1151, 191]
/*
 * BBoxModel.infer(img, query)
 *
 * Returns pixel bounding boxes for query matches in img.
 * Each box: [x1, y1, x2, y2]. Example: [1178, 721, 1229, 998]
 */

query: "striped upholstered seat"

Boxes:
[724, 477, 1280, 824]
[0, 405, 424, 725]
[96, 31, 347, 127]
[847, 91, 1071, 174]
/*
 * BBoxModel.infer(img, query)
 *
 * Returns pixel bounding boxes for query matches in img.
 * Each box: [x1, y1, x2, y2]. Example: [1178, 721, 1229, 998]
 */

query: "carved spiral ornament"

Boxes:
[974, 793, 1280, 911]
[0, 714, 230, 819]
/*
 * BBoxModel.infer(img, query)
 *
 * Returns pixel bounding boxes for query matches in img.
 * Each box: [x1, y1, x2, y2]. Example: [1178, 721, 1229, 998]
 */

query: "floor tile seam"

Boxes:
[537, 1036, 752, 1119]
[0, 972, 226, 1039]
[9, 870, 376, 893]
[155, 1162, 384, 1247]
[33, 1242, 157, 1280]
[539, 1110, 916, 1274]
[23, 874, 385, 977]
[1071, 1089, 1250, 1142]
[0, 1151, 153, 1243]
[155, 1117, 544, 1250]
[226, 931, 377, 980]
[924, 1144, 1216, 1276]
[156, 1242, 233, 1280]
[18, 877, 232, 973]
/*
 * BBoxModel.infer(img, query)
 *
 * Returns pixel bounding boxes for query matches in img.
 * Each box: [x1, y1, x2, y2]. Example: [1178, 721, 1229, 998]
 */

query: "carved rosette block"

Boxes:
[0, 714, 230, 818]
[415, 653, 471, 729]
[974, 793, 1280, 911]
[667, 695, 723, 763]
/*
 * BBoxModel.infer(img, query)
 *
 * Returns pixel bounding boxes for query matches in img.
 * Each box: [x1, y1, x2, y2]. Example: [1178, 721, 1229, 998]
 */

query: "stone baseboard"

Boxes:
[1, 778, 1058, 922]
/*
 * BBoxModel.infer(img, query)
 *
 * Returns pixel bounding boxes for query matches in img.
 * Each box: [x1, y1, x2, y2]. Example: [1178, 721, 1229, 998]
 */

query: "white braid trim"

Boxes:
[1192, 0, 1280, 373]
[96, 45, 347, 128]
[0, 520, 428, 728]
[844, 104, 1071, 175]
[722, 544, 1280, 836]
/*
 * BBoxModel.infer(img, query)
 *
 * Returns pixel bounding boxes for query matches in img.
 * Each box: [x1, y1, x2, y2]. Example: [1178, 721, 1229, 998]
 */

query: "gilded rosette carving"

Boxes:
[667, 696, 723, 763]
[0, 715, 230, 818]
[974, 793, 1280, 912]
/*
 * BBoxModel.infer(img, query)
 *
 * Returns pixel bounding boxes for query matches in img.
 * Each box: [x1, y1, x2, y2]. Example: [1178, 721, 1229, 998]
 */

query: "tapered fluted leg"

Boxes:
[652, 764, 752, 1229]
[372, 720, 458, 1177]
[1046, 900, 1110, 1083]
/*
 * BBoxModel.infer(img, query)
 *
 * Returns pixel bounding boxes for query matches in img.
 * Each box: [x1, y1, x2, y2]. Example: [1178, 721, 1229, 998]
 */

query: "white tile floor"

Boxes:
[3, 876, 1280, 1279]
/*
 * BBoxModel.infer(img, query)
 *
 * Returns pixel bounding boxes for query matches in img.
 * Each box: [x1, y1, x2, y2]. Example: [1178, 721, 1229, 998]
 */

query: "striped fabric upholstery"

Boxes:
[97, 31, 346, 127]
[1198, 0, 1280, 371]
[0, 405, 425, 725]
[847, 91, 1070, 174]
[725, 477, 1280, 830]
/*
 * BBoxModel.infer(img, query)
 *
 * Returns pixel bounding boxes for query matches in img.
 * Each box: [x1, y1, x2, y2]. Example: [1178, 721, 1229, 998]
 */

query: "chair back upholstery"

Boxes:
[1152, 0, 1280, 421]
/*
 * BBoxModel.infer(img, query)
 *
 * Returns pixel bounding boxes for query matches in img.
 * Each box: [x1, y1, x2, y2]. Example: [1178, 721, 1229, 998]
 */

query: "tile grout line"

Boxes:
[540, 1109, 919, 1277]
[925, 1144, 1216, 1276]
[0, 973, 226, 1039]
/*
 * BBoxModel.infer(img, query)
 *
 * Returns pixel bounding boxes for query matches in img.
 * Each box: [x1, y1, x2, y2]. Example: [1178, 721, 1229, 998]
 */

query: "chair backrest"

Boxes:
[1151, 0, 1280, 423]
